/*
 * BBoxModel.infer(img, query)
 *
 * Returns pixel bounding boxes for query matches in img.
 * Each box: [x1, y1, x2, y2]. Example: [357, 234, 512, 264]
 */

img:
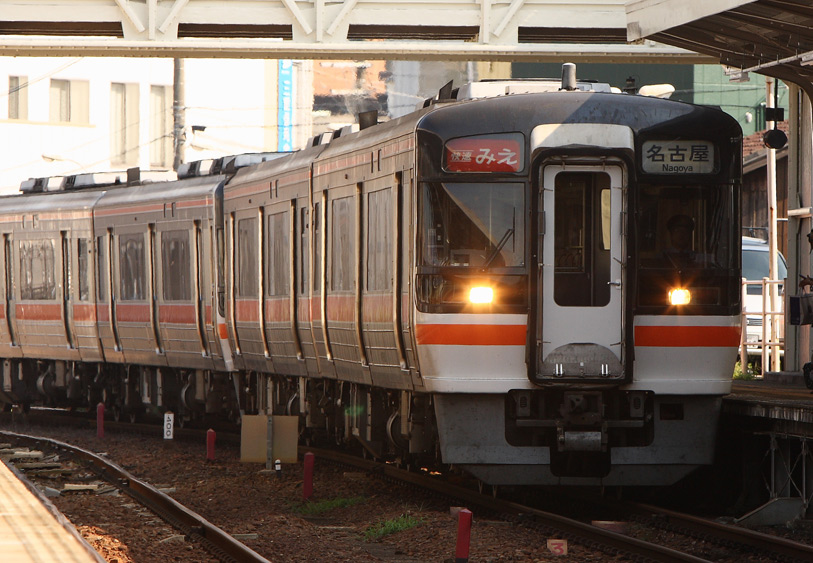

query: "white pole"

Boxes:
[766, 77, 780, 372]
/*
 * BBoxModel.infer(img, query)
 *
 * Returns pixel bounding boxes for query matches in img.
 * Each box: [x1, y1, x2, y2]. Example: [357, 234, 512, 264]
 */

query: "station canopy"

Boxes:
[626, 0, 813, 94]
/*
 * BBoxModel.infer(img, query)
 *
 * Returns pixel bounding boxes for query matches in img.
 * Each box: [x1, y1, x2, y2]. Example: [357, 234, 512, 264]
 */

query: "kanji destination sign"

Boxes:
[445, 133, 524, 173]
[641, 140, 715, 174]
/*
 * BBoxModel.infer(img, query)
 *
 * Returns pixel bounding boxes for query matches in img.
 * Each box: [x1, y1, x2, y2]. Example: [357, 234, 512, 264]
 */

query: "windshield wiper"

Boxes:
[481, 228, 514, 271]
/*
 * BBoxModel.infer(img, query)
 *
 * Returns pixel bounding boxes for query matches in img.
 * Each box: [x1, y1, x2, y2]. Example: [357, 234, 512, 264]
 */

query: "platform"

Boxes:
[725, 373, 813, 428]
[0, 459, 102, 563]
[723, 374, 813, 524]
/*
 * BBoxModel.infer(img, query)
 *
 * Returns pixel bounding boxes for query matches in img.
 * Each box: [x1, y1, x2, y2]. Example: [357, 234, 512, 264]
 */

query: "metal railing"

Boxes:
[741, 277, 784, 373]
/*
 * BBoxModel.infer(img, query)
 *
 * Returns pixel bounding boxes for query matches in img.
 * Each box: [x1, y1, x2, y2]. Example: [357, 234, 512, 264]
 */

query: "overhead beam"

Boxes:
[0, 37, 713, 62]
[0, 0, 711, 61]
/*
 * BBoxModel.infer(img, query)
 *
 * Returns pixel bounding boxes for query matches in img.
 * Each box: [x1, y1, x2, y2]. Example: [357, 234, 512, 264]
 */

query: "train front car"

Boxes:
[415, 85, 742, 486]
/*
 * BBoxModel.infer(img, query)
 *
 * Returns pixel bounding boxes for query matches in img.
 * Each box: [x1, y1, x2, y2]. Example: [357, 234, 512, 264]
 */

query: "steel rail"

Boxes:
[0, 430, 271, 563]
[628, 502, 813, 563]
[301, 446, 712, 563]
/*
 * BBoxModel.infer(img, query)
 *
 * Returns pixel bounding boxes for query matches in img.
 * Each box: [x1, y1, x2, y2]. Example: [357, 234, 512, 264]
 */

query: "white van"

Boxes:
[742, 236, 787, 359]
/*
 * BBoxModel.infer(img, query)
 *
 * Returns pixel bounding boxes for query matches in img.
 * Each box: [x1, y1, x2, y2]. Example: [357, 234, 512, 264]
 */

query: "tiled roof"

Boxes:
[743, 121, 789, 157]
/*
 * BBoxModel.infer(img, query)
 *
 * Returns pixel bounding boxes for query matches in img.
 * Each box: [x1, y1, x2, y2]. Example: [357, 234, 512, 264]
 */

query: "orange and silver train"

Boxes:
[0, 69, 743, 487]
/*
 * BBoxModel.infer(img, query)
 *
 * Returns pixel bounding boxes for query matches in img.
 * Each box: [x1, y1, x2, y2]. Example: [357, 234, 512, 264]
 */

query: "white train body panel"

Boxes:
[415, 312, 529, 393]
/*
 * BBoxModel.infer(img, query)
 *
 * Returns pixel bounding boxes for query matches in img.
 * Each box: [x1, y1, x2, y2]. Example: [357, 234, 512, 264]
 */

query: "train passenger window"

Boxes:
[77, 238, 89, 301]
[420, 182, 525, 269]
[367, 188, 392, 291]
[267, 212, 290, 296]
[331, 196, 355, 291]
[553, 172, 611, 307]
[96, 236, 106, 301]
[119, 234, 145, 301]
[161, 230, 190, 301]
[19, 240, 56, 300]
[237, 218, 258, 298]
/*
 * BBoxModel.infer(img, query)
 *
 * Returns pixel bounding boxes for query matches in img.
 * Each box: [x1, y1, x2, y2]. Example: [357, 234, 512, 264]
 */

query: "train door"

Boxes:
[534, 163, 625, 383]
[2, 233, 19, 353]
[60, 231, 75, 349]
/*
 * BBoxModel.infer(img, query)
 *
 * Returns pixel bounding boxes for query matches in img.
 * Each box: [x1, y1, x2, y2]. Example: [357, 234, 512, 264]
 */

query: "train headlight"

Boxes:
[668, 287, 692, 306]
[469, 286, 494, 304]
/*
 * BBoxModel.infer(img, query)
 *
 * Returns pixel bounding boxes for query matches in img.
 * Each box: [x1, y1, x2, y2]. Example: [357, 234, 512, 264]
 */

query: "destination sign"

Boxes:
[641, 140, 715, 174]
[445, 133, 523, 173]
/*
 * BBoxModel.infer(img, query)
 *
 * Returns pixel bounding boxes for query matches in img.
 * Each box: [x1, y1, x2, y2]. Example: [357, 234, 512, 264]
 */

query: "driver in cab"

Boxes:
[662, 214, 700, 267]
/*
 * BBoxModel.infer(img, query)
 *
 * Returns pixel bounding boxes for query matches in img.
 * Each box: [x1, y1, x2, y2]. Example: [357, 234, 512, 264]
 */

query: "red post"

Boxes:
[303, 452, 314, 500]
[96, 403, 104, 439]
[455, 508, 472, 563]
[206, 428, 216, 461]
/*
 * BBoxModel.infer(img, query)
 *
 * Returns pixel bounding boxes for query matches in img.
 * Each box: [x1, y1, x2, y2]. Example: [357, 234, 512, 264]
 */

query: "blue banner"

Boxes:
[278, 60, 294, 152]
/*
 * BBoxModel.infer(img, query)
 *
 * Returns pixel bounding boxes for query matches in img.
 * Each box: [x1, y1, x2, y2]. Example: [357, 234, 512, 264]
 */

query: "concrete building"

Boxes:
[0, 57, 313, 194]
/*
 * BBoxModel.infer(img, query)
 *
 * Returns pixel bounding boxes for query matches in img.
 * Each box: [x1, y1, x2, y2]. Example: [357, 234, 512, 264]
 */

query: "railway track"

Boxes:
[5, 410, 813, 562]
[306, 446, 813, 563]
[1, 429, 270, 563]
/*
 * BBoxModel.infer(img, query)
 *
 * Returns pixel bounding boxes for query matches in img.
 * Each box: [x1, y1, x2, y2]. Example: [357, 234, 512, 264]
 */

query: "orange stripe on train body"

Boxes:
[415, 324, 526, 346]
[634, 325, 741, 347]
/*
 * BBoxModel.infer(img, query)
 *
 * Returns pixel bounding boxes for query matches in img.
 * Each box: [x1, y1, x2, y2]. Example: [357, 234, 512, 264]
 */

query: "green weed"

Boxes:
[292, 496, 365, 515]
[363, 513, 424, 541]
[733, 360, 756, 380]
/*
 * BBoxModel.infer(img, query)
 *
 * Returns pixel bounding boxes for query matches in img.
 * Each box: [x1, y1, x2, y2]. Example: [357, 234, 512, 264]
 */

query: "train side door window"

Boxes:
[237, 217, 258, 298]
[299, 206, 308, 294]
[367, 188, 392, 291]
[119, 233, 145, 301]
[161, 230, 190, 301]
[77, 238, 89, 301]
[553, 172, 611, 307]
[313, 201, 321, 291]
[19, 239, 56, 300]
[267, 211, 290, 296]
[331, 196, 355, 291]
[96, 236, 107, 301]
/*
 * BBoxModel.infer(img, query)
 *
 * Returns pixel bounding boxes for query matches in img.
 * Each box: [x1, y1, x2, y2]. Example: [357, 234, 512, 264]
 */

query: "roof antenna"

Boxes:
[560, 63, 577, 91]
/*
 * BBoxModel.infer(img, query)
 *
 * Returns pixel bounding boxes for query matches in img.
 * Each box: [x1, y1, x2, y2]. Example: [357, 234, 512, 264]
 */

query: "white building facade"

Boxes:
[0, 57, 312, 194]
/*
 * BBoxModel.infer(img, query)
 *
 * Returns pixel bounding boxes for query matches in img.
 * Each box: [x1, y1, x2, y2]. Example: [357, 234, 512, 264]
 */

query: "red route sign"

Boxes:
[445, 137, 522, 172]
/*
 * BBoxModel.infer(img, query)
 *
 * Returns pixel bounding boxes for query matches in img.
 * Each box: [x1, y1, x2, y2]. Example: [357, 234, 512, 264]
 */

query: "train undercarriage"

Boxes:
[0, 358, 440, 469]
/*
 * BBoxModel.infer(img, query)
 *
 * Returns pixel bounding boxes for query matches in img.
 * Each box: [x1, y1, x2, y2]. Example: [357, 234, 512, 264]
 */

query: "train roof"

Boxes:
[93, 174, 226, 209]
[0, 183, 107, 214]
[415, 90, 742, 141]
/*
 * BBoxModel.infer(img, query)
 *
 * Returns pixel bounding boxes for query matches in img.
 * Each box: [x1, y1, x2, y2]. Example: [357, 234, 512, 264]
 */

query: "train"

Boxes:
[0, 65, 743, 487]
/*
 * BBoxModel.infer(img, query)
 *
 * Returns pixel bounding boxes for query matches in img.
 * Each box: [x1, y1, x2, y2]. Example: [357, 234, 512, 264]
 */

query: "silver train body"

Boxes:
[0, 78, 743, 487]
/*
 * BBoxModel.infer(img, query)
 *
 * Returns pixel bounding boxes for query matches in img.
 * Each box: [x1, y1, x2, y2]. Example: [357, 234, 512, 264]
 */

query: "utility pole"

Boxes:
[173, 58, 185, 171]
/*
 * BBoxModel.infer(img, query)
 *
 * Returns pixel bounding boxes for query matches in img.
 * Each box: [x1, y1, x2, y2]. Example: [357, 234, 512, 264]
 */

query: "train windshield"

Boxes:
[420, 182, 525, 269]
[637, 184, 736, 269]
[636, 183, 739, 311]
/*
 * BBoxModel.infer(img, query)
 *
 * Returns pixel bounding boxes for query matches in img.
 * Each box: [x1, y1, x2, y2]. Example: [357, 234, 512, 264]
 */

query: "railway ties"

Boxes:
[6, 412, 813, 562]
[308, 446, 813, 563]
[2, 431, 270, 563]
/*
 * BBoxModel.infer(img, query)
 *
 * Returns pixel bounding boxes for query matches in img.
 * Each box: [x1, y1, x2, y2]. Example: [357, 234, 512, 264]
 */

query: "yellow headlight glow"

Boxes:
[668, 288, 692, 306]
[469, 286, 494, 304]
